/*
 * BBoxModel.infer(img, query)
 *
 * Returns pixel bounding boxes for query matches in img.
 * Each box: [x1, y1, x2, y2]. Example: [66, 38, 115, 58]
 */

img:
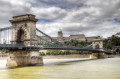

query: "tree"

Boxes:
[77, 44, 83, 48]
[103, 35, 120, 50]
[64, 40, 91, 47]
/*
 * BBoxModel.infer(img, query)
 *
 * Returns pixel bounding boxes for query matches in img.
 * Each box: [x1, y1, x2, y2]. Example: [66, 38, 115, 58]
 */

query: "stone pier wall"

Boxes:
[90, 52, 105, 59]
[6, 50, 43, 67]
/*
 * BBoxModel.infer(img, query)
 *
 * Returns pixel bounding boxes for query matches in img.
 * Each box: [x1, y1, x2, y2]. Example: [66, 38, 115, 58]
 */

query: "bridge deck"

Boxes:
[0, 44, 112, 54]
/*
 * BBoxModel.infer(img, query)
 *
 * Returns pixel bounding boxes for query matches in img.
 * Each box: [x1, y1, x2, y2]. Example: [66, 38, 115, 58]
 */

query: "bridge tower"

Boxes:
[10, 14, 38, 46]
[6, 14, 43, 67]
[90, 39, 105, 59]
[92, 39, 103, 51]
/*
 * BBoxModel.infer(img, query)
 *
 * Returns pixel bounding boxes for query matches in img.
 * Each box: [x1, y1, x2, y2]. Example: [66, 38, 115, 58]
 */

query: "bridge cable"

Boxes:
[36, 28, 64, 46]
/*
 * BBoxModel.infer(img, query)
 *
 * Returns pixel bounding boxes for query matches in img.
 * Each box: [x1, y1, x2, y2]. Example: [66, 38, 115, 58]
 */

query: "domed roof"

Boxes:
[58, 29, 62, 33]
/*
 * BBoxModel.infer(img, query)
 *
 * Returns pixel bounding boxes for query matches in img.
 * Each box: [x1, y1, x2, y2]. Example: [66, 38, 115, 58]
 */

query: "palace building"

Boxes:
[39, 30, 101, 43]
[115, 32, 120, 37]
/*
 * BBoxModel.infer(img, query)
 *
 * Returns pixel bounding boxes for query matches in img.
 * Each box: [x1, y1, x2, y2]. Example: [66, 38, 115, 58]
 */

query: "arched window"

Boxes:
[116, 49, 120, 54]
[17, 28, 24, 44]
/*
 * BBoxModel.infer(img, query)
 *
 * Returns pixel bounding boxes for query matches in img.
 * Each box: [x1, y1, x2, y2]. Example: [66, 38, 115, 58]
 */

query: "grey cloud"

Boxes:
[34, 0, 85, 9]
[0, 0, 32, 25]
[31, 7, 67, 20]
[0, 0, 120, 38]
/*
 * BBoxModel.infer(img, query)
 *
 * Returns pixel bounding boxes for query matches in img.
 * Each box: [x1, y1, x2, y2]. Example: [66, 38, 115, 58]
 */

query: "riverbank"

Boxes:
[43, 54, 90, 59]
[43, 54, 120, 59]
[0, 54, 90, 60]
[0, 54, 119, 60]
[0, 57, 8, 60]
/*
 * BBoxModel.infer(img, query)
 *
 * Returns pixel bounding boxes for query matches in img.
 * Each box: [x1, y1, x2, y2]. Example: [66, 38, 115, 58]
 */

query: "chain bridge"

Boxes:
[0, 14, 112, 66]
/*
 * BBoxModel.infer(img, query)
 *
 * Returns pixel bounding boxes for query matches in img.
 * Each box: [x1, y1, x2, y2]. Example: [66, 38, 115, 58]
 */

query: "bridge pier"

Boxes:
[90, 52, 105, 59]
[6, 50, 43, 67]
[90, 39, 105, 59]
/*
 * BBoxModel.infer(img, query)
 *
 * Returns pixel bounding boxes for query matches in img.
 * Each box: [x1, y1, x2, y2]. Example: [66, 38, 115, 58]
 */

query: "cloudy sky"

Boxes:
[0, 0, 120, 38]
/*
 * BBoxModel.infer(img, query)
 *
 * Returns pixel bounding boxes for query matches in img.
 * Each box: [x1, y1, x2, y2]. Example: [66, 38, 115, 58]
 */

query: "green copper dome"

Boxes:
[58, 29, 62, 33]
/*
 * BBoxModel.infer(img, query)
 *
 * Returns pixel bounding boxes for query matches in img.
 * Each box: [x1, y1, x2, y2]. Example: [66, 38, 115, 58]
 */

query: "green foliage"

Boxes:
[40, 52, 45, 56]
[0, 50, 6, 53]
[77, 44, 83, 48]
[64, 51, 71, 55]
[64, 40, 92, 47]
[44, 50, 91, 55]
[39, 40, 92, 56]
[103, 35, 120, 50]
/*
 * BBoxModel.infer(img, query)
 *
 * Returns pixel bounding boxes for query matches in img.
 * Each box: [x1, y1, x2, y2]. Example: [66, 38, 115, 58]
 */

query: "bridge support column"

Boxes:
[90, 52, 105, 59]
[6, 50, 43, 67]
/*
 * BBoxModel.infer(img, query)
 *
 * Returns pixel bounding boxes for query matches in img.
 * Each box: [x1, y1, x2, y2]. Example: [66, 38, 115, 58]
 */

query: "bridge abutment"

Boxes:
[6, 50, 43, 67]
[90, 52, 105, 59]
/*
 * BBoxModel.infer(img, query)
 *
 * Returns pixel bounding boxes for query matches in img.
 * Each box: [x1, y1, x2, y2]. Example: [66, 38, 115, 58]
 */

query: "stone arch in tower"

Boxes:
[92, 39, 103, 51]
[16, 28, 25, 44]
[116, 48, 120, 54]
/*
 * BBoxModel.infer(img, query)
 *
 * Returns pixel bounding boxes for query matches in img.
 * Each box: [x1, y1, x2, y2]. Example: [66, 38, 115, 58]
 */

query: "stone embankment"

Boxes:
[43, 54, 91, 59]
[0, 53, 9, 60]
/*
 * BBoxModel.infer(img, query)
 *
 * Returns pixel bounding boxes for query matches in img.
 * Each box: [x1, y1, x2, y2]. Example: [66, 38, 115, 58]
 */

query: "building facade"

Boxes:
[38, 30, 101, 43]
[115, 32, 120, 37]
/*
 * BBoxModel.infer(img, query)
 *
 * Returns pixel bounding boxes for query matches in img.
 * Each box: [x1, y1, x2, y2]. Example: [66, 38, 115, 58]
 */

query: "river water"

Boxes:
[0, 58, 120, 79]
